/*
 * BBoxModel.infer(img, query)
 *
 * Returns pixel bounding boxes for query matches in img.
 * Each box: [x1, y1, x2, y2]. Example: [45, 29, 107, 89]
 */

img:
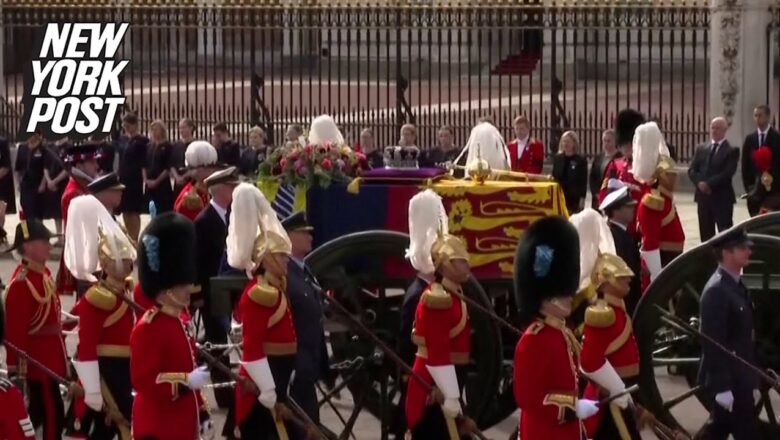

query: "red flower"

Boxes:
[355, 152, 366, 161]
[754, 146, 772, 172]
[304, 145, 313, 154]
[322, 159, 332, 170]
[280, 158, 288, 168]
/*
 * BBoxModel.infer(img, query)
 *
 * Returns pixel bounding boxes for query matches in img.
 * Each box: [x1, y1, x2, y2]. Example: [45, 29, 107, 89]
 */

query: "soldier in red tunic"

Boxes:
[403, 189, 473, 439]
[4, 216, 67, 440]
[57, 144, 101, 297]
[507, 115, 545, 174]
[62, 195, 136, 439]
[570, 209, 641, 439]
[630, 122, 685, 290]
[598, 110, 649, 219]
[0, 294, 36, 439]
[130, 213, 212, 440]
[173, 140, 220, 221]
[513, 216, 599, 440]
[226, 183, 297, 439]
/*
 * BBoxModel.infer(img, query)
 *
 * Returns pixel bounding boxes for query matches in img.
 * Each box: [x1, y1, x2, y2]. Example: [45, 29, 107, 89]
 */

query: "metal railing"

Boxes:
[2, 2, 719, 161]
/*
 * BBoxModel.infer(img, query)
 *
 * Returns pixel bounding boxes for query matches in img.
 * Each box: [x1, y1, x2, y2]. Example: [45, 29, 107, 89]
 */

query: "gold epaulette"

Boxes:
[527, 320, 545, 335]
[421, 283, 452, 309]
[85, 285, 117, 311]
[641, 191, 664, 211]
[585, 301, 616, 328]
[182, 187, 204, 210]
[248, 279, 280, 307]
[143, 308, 159, 323]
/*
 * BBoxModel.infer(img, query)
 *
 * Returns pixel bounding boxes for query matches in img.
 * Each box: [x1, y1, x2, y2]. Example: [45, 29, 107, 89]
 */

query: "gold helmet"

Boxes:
[227, 183, 292, 276]
[591, 253, 634, 290]
[406, 189, 469, 275]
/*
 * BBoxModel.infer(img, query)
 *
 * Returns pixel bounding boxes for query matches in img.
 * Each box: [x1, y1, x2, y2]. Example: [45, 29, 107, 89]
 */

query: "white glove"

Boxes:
[583, 362, 632, 410]
[200, 419, 215, 440]
[441, 398, 462, 418]
[84, 391, 104, 411]
[715, 391, 734, 412]
[576, 399, 599, 419]
[258, 388, 277, 410]
[641, 249, 663, 281]
[186, 366, 210, 390]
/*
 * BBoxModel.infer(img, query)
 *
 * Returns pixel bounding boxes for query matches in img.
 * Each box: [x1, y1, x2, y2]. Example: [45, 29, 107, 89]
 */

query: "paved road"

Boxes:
[3, 192, 767, 439]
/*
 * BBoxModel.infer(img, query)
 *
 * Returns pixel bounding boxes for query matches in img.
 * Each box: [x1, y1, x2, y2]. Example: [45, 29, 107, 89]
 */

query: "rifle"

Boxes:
[654, 305, 780, 392]
[4, 341, 79, 394]
[324, 294, 488, 440]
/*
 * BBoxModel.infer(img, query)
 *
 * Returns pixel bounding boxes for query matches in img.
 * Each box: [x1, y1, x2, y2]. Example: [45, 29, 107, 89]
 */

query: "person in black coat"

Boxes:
[43, 138, 69, 239]
[283, 212, 331, 435]
[599, 186, 642, 314]
[589, 129, 619, 209]
[357, 128, 384, 169]
[117, 113, 149, 241]
[172, 118, 196, 197]
[212, 122, 241, 168]
[688, 117, 739, 242]
[238, 126, 270, 177]
[0, 137, 16, 216]
[144, 120, 175, 214]
[551, 130, 588, 214]
[696, 228, 759, 440]
[14, 132, 47, 220]
[194, 167, 239, 412]
[419, 125, 462, 168]
[741, 105, 780, 216]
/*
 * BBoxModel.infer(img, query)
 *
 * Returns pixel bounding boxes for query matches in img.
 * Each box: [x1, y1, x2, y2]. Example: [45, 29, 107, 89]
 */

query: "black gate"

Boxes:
[3, 3, 713, 161]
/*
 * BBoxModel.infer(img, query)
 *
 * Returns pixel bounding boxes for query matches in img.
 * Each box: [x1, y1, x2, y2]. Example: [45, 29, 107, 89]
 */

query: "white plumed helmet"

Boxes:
[630, 122, 671, 184]
[569, 208, 616, 291]
[455, 122, 511, 176]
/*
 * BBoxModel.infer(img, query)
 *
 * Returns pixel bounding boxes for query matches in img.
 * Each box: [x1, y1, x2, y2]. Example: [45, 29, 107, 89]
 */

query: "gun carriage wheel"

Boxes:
[306, 231, 503, 440]
[634, 214, 780, 438]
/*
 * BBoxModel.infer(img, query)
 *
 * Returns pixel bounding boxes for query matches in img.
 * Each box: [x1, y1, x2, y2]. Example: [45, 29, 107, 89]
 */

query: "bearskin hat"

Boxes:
[615, 109, 645, 146]
[514, 216, 580, 323]
[138, 212, 197, 299]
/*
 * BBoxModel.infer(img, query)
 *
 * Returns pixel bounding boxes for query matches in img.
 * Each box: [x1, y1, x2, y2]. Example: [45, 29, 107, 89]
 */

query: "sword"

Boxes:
[596, 384, 639, 407]
[4, 340, 83, 397]
[654, 305, 780, 392]
[325, 294, 487, 440]
[446, 287, 522, 337]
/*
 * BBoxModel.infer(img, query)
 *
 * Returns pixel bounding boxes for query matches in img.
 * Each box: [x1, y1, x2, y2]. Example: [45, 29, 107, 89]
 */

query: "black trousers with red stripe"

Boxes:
[27, 378, 64, 440]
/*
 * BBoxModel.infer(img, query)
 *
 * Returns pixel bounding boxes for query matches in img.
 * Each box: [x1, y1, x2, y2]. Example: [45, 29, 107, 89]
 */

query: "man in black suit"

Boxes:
[688, 117, 739, 241]
[599, 185, 642, 314]
[697, 228, 759, 440]
[741, 105, 780, 216]
[212, 122, 242, 168]
[589, 129, 619, 209]
[194, 166, 238, 409]
[284, 212, 330, 432]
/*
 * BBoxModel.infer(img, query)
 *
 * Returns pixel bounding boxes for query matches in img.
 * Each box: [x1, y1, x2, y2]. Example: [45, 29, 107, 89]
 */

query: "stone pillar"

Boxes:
[709, 0, 773, 145]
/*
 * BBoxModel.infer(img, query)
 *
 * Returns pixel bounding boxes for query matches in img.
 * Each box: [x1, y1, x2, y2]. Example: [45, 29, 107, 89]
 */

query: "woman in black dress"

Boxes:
[172, 118, 195, 197]
[238, 126, 269, 177]
[144, 120, 175, 214]
[14, 132, 47, 220]
[118, 113, 149, 241]
[551, 130, 588, 215]
[0, 136, 17, 215]
[44, 137, 69, 240]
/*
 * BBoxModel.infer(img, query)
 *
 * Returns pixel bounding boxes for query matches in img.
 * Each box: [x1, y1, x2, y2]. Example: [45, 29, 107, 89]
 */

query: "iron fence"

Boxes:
[2, 3, 719, 162]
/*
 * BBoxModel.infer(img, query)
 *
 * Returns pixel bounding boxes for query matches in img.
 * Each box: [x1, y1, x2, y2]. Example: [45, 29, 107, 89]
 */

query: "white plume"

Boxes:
[630, 122, 667, 184]
[64, 195, 135, 281]
[569, 208, 616, 290]
[184, 140, 218, 167]
[455, 122, 510, 176]
[406, 189, 447, 275]
[308, 114, 345, 146]
[226, 183, 290, 278]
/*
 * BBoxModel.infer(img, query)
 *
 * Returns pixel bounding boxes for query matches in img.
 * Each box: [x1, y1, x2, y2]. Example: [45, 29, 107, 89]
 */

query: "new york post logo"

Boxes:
[18, 23, 129, 141]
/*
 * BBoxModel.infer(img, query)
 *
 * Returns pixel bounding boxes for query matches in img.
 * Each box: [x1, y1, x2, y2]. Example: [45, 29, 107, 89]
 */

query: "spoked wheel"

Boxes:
[634, 233, 780, 438]
[306, 231, 503, 440]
